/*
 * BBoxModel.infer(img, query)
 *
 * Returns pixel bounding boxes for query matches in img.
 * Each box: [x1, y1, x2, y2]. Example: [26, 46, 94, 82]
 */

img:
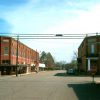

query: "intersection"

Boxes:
[0, 70, 100, 100]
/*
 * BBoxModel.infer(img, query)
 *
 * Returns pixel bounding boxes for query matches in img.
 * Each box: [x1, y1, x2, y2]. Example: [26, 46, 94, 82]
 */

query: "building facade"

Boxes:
[77, 35, 100, 74]
[0, 36, 39, 75]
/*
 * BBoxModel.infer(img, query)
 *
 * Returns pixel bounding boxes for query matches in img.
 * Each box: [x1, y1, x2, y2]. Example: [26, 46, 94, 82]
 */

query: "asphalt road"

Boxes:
[0, 70, 100, 100]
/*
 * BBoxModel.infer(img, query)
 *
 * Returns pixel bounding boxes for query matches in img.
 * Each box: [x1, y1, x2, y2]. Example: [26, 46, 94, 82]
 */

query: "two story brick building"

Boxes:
[0, 36, 39, 75]
[78, 35, 100, 74]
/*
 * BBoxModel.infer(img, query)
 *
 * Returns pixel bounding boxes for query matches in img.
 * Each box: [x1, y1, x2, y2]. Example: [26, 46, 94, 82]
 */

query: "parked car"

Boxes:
[67, 69, 75, 75]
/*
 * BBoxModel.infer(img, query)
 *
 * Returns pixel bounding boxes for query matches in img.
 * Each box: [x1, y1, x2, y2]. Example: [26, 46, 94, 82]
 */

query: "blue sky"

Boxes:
[1, 0, 100, 62]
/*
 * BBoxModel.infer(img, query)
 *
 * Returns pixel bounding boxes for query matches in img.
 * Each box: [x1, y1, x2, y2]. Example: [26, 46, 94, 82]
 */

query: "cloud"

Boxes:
[2, 0, 100, 34]
[31, 0, 100, 12]
[43, 4, 100, 35]
[1, 0, 100, 62]
[4, 0, 100, 35]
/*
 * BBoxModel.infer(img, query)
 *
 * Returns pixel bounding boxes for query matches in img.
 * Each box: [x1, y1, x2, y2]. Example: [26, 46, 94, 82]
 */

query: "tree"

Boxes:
[55, 61, 66, 70]
[45, 52, 55, 68]
[70, 59, 77, 69]
[40, 51, 55, 69]
[65, 51, 78, 70]
[40, 51, 47, 63]
[73, 50, 78, 60]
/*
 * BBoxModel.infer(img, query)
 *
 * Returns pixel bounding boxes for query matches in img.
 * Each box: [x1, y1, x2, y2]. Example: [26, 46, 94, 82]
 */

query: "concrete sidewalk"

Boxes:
[0, 72, 36, 78]
[94, 77, 100, 84]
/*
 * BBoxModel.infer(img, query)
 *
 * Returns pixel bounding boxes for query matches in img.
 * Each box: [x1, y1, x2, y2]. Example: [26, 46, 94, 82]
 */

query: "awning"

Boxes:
[39, 63, 45, 68]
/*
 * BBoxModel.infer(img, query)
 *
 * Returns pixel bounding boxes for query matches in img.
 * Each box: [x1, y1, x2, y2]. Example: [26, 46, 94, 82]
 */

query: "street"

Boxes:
[0, 70, 100, 100]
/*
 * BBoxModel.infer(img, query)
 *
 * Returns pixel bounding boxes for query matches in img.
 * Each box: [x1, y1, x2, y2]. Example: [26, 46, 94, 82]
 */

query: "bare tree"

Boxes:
[73, 50, 78, 60]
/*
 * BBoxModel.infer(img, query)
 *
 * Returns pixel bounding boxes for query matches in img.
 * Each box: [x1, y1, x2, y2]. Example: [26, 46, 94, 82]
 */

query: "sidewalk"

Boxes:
[0, 72, 36, 78]
[94, 77, 100, 84]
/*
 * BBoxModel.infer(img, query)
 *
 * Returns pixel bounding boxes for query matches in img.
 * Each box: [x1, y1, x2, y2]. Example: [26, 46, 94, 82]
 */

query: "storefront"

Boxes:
[86, 57, 98, 74]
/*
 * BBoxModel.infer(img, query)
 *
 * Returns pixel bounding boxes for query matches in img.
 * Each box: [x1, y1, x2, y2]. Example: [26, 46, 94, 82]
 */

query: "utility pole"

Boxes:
[35, 49, 39, 73]
[16, 35, 19, 77]
[86, 34, 88, 74]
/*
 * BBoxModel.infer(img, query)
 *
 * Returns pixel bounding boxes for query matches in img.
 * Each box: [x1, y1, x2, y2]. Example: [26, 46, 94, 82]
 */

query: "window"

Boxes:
[2, 60, 10, 64]
[2, 39, 9, 43]
[4, 47, 9, 55]
[91, 44, 94, 54]
[12, 48, 14, 55]
[88, 38, 96, 43]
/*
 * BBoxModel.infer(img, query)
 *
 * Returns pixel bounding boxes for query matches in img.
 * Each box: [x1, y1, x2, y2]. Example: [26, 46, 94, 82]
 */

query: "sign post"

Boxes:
[90, 67, 97, 83]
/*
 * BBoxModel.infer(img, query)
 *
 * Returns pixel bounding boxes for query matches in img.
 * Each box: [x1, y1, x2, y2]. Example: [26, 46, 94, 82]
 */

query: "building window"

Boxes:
[2, 60, 10, 64]
[20, 51, 22, 57]
[12, 48, 14, 55]
[91, 44, 94, 54]
[4, 47, 9, 55]
[2, 39, 9, 43]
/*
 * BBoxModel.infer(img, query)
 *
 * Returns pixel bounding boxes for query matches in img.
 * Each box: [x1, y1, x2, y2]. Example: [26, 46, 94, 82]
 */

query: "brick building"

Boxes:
[0, 36, 39, 75]
[77, 35, 100, 74]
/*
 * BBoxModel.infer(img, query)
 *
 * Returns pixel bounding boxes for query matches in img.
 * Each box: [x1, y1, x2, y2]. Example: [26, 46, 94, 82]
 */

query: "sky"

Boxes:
[1, 0, 100, 62]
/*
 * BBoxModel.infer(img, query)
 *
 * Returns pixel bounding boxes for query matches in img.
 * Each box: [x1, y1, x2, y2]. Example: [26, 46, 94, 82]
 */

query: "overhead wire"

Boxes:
[0, 33, 99, 39]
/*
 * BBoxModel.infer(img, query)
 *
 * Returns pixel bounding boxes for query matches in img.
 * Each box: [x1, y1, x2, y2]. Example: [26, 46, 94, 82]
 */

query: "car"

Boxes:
[67, 69, 75, 75]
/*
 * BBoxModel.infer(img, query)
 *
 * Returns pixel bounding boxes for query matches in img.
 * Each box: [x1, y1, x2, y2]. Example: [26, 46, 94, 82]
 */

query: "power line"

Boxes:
[12, 38, 84, 39]
[0, 33, 99, 39]
[0, 33, 99, 35]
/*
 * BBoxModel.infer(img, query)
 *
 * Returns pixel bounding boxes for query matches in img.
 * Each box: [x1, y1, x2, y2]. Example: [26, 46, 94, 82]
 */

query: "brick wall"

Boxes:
[1, 37, 11, 64]
[0, 36, 39, 66]
[78, 35, 100, 74]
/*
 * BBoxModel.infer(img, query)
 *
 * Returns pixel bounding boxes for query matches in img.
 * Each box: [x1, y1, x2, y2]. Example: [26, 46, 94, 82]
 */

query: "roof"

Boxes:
[78, 35, 100, 49]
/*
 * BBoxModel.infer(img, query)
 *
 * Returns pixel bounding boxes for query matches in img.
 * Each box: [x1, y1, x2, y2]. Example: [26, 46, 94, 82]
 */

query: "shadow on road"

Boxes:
[54, 72, 67, 77]
[68, 83, 100, 100]
[54, 72, 86, 77]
